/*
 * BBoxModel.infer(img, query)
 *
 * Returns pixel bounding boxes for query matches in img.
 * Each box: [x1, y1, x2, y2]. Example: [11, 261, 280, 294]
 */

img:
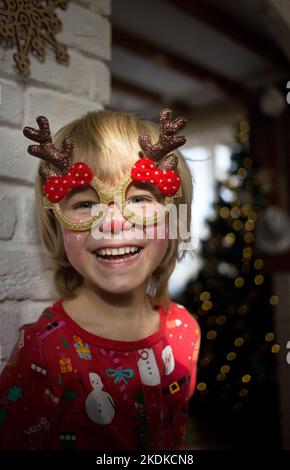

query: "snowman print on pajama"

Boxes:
[162, 345, 175, 375]
[85, 372, 115, 425]
[137, 346, 175, 386]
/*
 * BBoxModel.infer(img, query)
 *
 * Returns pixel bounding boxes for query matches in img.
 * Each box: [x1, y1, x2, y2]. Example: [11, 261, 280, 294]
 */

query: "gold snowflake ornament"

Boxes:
[0, 0, 70, 74]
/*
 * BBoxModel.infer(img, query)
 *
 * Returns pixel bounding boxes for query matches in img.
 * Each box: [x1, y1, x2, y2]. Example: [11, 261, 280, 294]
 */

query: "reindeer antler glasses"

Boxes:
[23, 107, 187, 231]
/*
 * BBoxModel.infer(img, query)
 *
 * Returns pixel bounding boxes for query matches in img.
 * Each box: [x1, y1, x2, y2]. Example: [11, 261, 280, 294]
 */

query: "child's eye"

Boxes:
[73, 201, 96, 209]
[129, 195, 153, 204]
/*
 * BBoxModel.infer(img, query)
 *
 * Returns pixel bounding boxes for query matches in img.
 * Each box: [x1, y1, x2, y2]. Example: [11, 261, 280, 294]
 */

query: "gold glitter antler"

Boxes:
[23, 116, 74, 181]
[138, 107, 187, 170]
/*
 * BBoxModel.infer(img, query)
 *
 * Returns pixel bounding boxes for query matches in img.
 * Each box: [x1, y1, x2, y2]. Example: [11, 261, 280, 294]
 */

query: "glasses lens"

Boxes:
[59, 186, 100, 223]
[123, 182, 166, 224]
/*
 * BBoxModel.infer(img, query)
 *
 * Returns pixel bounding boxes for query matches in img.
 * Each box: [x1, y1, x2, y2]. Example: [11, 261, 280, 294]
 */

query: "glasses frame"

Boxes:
[43, 173, 183, 231]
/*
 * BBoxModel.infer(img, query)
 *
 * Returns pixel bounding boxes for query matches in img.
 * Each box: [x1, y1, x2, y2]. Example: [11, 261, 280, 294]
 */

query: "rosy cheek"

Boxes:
[144, 217, 169, 243]
[62, 228, 88, 265]
[145, 222, 169, 260]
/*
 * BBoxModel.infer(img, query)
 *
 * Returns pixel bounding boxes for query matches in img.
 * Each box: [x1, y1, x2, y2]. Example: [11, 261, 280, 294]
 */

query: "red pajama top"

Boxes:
[0, 299, 200, 450]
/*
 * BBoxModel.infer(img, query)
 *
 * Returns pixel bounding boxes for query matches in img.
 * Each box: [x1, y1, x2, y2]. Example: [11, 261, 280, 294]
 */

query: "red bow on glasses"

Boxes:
[131, 157, 181, 197]
[43, 162, 93, 202]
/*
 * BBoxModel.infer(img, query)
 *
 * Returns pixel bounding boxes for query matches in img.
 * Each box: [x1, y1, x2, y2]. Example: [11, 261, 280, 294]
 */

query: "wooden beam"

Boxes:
[262, 0, 290, 62]
[167, 0, 290, 70]
[111, 75, 193, 115]
[112, 26, 249, 102]
[112, 76, 163, 105]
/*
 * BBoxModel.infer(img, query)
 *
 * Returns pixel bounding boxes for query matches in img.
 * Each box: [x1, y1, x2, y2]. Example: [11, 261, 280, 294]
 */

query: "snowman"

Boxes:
[85, 372, 115, 425]
[137, 348, 161, 386]
[162, 345, 175, 375]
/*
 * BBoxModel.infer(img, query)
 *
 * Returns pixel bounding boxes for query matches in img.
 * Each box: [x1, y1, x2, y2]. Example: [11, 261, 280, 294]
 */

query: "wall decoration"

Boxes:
[0, 0, 70, 74]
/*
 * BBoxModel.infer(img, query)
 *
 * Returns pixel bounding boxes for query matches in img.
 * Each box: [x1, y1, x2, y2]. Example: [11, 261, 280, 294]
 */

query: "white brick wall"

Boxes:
[0, 0, 111, 368]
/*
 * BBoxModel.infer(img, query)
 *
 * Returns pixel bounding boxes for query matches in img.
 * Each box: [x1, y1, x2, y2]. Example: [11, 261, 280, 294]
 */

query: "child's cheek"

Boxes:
[145, 217, 169, 253]
[144, 216, 169, 242]
[62, 228, 88, 269]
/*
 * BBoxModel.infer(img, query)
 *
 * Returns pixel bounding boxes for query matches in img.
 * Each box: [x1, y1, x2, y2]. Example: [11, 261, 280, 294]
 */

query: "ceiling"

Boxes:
[109, 0, 290, 121]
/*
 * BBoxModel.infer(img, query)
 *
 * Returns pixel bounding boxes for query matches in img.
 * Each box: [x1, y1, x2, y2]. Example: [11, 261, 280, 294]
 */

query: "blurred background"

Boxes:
[110, 0, 290, 450]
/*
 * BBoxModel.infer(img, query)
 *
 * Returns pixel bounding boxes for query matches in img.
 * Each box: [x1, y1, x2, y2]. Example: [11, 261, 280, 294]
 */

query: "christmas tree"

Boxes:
[179, 120, 281, 449]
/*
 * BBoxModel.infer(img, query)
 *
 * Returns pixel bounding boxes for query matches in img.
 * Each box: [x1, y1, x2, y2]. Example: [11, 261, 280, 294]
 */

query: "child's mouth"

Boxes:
[94, 246, 144, 268]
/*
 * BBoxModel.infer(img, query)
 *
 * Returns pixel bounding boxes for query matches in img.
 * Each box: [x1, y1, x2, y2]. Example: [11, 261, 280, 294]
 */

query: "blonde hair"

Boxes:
[35, 109, 194, 312]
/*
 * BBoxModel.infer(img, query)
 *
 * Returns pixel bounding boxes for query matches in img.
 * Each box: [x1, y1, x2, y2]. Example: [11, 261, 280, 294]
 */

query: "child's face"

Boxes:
[60, 181, 170, 296]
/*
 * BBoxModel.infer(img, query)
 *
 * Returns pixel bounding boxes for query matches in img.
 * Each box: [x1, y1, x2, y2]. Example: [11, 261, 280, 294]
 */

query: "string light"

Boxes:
[207, 330, 217, 340]
[233, 220, 243, 231]
[254, 259, 263, 269]
[197, 382, 207, 391]
[221, 365, 230, 374]
[237, 168, 247, 179]
[234, 337, 244, 347]
[242, 374, 251, 384]
[265, 332, 274, 342]
[243, 247, 252, 259]
[241, 204, 251, 215]
[217, 372, 226, 381]
[234, 277, 244, 288]
[254, 274, 264, 285]
[220, 207, 230, 218]
[202, 300, 213, 311]
[200, 291, 211, 301]
[238, 305, 248, 315]
[242, 157, 252, 168]
[227, 352, 236, 361]
[240, 121, 250, 132]
[244, 232, 254, 243]
[269, 295, 279, 305]
[223, 232, 236, 247]
[231, 207, 241, 218]
[245, 220, 255, 231]
[239, 130, 249, 143]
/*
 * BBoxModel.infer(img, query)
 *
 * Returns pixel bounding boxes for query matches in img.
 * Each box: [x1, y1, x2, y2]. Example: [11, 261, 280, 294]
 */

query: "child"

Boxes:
[0, 107, 200, 450]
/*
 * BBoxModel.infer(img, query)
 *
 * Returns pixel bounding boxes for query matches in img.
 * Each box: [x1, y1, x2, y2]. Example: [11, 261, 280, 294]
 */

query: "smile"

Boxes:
[94, 245, 144, 269]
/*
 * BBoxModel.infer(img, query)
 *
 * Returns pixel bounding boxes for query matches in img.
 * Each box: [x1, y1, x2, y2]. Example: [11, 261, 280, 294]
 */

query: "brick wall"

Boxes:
[0, 0, 111, 367]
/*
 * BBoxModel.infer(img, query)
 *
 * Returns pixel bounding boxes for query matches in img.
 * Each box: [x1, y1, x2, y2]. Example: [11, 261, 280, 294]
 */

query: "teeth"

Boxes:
[97, 246, 141, 256]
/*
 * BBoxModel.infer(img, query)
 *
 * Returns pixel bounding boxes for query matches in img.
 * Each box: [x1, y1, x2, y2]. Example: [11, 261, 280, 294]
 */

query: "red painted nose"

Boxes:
[99, 206, 126, 233]
[109, 218, 125, 232]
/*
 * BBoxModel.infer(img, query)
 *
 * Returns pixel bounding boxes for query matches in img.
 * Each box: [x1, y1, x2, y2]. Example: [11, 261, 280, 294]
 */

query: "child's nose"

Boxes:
[98, 203, 127, 233]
